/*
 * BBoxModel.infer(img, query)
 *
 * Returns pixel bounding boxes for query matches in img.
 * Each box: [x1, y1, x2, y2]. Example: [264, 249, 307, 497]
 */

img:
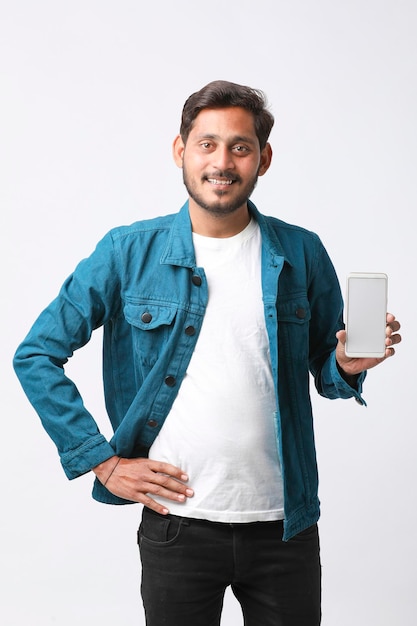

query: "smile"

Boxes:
[206, 178, 234, 185]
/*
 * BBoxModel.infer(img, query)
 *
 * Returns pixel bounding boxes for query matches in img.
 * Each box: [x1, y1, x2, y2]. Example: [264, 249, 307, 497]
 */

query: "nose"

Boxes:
[213, 145, 235, 172]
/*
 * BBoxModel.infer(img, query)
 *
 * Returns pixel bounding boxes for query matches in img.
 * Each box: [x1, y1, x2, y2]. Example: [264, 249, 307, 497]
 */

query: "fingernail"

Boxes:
[185, 489, 194, 497]
[181, 474, 189, 481]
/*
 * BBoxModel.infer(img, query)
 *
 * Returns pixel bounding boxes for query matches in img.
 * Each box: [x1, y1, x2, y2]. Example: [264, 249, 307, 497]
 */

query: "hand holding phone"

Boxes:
[345, 273, 388, 358]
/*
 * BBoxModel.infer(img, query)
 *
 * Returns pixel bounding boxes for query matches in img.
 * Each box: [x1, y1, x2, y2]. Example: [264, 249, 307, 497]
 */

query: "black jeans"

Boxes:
[138, 508, 321, 626]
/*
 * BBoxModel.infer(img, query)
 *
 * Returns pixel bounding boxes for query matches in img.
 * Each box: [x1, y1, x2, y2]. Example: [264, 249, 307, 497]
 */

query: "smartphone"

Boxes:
[345, 272, 388, 358]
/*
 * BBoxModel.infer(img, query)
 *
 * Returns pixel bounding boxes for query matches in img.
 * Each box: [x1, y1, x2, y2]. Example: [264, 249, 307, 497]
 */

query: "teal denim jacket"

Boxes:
[13, 200, 365, 540]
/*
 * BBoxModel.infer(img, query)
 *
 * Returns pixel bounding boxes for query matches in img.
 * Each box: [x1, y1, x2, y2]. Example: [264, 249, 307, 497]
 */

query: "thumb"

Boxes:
[336, 329, 346, 344]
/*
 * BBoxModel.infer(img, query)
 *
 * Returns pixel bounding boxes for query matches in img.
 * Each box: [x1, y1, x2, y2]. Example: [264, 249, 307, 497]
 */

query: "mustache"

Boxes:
[203, 171, 241, 183]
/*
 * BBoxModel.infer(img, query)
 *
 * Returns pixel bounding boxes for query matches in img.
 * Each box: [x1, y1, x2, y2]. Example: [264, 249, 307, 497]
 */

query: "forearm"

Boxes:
[13, 242, 120, 476]
[14, 346, 115, 477]
[314, 351, 366, 403]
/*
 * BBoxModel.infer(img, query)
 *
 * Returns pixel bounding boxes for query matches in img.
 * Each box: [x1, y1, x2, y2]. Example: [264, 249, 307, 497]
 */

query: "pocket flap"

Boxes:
[277, 297, 311, 324]
[124, 302, 177, 330]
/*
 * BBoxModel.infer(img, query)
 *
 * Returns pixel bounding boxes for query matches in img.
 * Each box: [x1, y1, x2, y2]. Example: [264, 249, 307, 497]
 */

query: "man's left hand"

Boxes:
[336, 312, 402, 377]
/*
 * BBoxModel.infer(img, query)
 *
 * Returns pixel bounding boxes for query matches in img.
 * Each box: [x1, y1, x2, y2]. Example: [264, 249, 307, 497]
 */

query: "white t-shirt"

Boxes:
[149, 218, 284, 522]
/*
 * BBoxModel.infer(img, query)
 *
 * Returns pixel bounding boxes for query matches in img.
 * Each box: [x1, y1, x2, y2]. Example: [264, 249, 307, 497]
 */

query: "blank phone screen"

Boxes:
[345, 274, 387, 357]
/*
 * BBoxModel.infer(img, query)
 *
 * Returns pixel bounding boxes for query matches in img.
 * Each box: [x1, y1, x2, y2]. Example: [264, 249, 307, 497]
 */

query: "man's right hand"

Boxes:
[93, 456, 194, 515]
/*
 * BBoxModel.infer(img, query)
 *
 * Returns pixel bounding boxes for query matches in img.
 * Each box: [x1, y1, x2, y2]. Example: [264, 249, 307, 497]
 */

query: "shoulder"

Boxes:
[257, 212, 324, 263]
[254, 209, 333, 279]
[261, 213, 321, 243]
[108, 212, 177, 243]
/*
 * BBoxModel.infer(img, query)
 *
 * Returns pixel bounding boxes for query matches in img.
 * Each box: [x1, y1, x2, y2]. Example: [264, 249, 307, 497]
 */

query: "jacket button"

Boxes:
[164, 375, 176, 387]
[185, 325, 196, 336]
[192, 275, 202, 286]
[295, 308, 306, 319]
[141, 312, 152, 323]
[147, 419, 158, 428]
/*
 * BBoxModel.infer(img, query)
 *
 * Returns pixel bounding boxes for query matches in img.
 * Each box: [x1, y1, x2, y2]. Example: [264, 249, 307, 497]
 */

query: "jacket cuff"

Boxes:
[330, 351, 367, 406]
[60, 434, 116, 479]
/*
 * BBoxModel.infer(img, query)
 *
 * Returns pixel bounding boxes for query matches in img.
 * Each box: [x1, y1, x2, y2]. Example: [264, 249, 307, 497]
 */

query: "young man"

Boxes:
[14, 80, 401, 625]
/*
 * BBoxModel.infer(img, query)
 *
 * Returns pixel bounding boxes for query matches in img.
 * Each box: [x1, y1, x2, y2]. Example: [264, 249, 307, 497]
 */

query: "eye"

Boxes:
[200, 141, 213, 150]
[233, 145, 250, 154]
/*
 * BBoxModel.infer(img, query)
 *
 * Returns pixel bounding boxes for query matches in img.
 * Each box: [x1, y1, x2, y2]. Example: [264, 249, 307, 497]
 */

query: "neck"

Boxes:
[188, 201, 251, 238]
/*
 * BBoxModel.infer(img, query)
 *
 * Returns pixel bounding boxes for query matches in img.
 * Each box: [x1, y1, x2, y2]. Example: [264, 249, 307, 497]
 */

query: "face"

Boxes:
[173, 107, 272, 218]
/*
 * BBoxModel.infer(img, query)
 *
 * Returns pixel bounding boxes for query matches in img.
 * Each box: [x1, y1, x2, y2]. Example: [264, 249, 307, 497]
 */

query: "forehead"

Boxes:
[189, 107, 257, 141]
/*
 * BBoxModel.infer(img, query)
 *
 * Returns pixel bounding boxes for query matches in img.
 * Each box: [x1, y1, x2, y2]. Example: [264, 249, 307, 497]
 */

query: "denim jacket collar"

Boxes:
[160, 199, 293, 269]
[247, 201, 292, 269]
[160, 202, 196, 268]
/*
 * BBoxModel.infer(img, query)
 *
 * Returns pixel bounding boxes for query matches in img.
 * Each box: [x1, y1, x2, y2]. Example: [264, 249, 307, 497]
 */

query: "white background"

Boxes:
[1, 1, 416, 624]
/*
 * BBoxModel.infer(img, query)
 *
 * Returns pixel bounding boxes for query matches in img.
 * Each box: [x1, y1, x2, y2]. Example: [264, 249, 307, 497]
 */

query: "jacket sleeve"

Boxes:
[13, 232, 121, 478]
[308, 238, 366, 404]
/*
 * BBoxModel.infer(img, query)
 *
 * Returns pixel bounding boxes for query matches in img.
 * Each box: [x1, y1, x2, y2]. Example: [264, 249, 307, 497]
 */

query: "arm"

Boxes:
[14, 231, 195, 510]
[307, 240, 366, 401]
[13, 232, 123, 478]
[308, 241, 401, 398]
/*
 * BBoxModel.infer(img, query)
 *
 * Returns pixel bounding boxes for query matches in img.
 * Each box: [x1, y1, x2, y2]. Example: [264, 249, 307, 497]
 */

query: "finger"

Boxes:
[131, 459, 191, 495]
[148, 472, 194, 497]
[143, 479, 193, 502]
[147, 459, 189, 483]
[386, 313, 401, 330]
[136, 492, 170, 515]
[387, 321, 401, 334]
[336, 329, 346, 344]
[386, 319, 401, 333]
[386, 332, 402, 347]
[143, 462, 191, 491]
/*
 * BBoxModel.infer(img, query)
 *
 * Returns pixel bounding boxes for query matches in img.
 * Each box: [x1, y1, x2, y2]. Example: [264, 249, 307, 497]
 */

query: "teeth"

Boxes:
[207, 178, 233, 185]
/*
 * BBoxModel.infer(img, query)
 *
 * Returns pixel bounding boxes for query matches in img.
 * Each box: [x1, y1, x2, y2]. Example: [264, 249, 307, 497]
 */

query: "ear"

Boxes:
[258, 142, 273, 176]
[173, 134, 185, 168]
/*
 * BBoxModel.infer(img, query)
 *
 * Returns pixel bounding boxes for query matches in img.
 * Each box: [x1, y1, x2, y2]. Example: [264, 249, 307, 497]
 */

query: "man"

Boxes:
[14, 80, 401, 625]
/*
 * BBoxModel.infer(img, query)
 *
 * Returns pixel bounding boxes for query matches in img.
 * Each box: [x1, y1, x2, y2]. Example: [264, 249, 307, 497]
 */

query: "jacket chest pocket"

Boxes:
[277, 296, 311, 362]
[124, 301, 177, 366]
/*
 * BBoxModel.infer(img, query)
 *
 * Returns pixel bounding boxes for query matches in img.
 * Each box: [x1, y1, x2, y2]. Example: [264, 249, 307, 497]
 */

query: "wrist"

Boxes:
[336, 360, 359, 387]
[93, 455, 120, 484]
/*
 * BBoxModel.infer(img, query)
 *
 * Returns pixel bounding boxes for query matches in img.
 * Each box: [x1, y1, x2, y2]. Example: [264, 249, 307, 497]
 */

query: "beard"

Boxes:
[183, 166, 259, 217]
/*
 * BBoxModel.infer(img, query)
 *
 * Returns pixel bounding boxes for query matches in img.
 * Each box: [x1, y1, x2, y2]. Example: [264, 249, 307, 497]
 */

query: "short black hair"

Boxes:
[180, 80, 274, 150]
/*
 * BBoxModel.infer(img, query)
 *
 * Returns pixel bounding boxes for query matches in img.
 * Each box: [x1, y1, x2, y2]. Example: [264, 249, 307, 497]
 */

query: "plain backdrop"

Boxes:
[1, 1, 416, 624]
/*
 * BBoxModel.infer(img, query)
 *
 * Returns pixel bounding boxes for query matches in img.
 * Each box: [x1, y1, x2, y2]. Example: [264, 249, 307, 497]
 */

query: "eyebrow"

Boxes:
[194, 133, 257, 145]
